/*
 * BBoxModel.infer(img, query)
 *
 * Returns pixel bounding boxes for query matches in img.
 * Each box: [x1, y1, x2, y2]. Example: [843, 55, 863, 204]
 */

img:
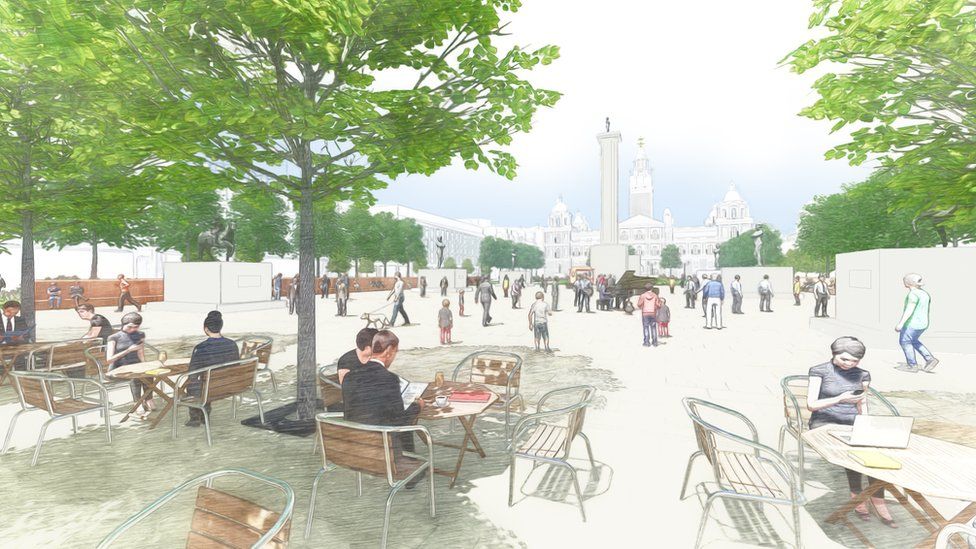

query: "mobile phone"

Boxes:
[851, 389, 864, 396]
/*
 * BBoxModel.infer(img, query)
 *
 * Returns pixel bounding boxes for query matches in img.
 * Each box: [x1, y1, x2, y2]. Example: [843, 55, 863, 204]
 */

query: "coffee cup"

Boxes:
[434, 395, 449, 407]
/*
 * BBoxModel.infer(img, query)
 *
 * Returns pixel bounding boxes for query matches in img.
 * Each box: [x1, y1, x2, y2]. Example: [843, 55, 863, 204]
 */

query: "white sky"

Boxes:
[372, 0, 874, 234]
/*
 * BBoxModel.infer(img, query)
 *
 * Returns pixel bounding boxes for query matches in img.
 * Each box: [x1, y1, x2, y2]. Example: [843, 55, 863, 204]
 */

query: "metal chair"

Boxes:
[236, 335, 276, 393]
[681, 397, 805, 549]
[778, 375, 899, 487]
[27, 338, 100, 373]
[2, 370, 113, 466]
[304, 412, 435, 549]
[451, 351, 524, 436]
[509, 385, 597, 521]
[937, 518, 976, 549]
[317, 363, 343, 411]
[96, 468, 294, 549]
[172, 357, 264, 446]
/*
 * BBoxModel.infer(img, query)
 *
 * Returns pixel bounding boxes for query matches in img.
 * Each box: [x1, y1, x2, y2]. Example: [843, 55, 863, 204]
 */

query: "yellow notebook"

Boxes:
[145, 368, 170, 376]
[848, 450, 902, 470]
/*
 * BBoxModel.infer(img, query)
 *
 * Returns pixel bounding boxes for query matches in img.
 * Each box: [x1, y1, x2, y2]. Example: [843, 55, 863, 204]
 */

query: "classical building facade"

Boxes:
[542, 141, 756, 276]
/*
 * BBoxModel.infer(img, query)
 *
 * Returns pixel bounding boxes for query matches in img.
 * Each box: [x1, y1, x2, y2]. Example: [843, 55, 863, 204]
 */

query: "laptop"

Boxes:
[829, 415, 914, 449]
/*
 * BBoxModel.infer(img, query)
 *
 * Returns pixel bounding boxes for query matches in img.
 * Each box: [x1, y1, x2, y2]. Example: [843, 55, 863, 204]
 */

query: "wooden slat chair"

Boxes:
[2, 370, 113, 466]
[96, 468, 294, 549]
[680, 397, 805, 549]
[172, 357, 265, 446]
[304, 412, 435, 549]
[778, 374, 899, 487]
[237, 336, 277, 393]
[317, 364, 343, 411]
[81, 345, 139, 404]
[508, 385, 597, 521]
[451, 351, 524, 436]
[28, 338, 100, 374]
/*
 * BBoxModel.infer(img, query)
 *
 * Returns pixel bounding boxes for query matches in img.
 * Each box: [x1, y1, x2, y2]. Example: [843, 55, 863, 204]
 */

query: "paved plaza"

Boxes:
[2, 286, 973, 548]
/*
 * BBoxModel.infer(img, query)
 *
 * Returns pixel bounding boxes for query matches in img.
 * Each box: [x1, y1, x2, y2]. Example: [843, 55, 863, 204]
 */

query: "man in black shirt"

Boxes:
[185, 311, 240, 427]
[337, 327, 377, 385]
[77, 304, 113, 343]
[342, 330, 425, 456]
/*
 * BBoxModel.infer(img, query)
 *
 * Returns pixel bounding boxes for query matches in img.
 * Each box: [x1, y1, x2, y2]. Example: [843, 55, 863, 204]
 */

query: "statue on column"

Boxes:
[605, 117, 610, 132]
[435, 236, 446, 268]
[752, 229, 764, 267]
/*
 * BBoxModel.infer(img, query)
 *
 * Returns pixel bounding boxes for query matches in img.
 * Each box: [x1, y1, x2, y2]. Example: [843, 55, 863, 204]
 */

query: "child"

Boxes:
[438, 299, 453, 344]
[528, 291, 552, 351]
[658, 298, 671, 337]
[457, 287, 465, 316]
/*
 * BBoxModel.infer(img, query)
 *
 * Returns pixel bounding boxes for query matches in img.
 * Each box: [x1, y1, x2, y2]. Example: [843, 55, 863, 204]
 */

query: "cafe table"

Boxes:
[803, 424, 976, 548]
[108, 357, 192, 429]
[417, 381, 499, 488]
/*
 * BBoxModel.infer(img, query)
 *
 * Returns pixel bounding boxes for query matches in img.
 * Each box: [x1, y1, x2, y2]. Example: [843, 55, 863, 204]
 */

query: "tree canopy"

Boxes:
[660, 244, 682, 272]
[717, 225, 784, 268]
[229, 189, 294, 263]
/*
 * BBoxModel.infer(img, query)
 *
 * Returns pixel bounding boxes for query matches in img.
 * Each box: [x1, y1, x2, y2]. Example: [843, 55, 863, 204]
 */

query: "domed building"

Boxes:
[543, 140, 756, 275]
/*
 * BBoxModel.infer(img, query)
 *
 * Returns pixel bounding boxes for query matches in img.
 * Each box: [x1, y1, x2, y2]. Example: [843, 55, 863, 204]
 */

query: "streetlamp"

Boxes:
[511, 248, 517, 269]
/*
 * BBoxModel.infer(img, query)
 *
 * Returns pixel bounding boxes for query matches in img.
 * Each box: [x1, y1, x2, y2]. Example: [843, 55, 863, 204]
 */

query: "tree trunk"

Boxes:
[295, 183, 318, 420]
[20, 210, 36, 338]
[90, 239, 99, 279]
[354, 259, 359, 277]
[315, 256, 321, 278]
[383, 261, 388, 277]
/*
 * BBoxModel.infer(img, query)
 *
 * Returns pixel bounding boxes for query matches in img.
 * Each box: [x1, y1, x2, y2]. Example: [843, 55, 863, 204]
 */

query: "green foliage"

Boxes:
[461, 258, 475, 274]
[780, 248, 828, 274]
[443, 257, 458, 269]
[230, 189, 294, 262]
[786, 0, 976, 237]
[342, 206, 382, 270]
[660, 244, 682, 270]
[478, 236, 510, 270]
[514, 242, 544, 269]
[326, 255, 351, 274]
[796, 172, 941, 270]
[146, 182, 223, 261]
[717, 225, 784, 268]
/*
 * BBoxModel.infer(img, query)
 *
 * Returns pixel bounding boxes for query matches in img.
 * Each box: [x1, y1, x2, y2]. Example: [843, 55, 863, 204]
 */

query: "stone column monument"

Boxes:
[589, 119, 629, 275]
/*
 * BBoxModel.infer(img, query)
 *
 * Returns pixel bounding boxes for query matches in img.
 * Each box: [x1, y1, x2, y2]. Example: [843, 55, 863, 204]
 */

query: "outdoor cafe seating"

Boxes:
[2, 370, 114, 466]
[681, 397, 804, 549]
[235, 335, 276, 393]
[450, 351, 524, 438]
[172, 356, 265, 447]
[96, 468, 294, 549]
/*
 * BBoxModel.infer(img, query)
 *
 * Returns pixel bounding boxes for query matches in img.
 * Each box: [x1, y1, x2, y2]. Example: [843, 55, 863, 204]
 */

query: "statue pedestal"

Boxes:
[417, 268, 469, 292]
[150, 262, 285, 313]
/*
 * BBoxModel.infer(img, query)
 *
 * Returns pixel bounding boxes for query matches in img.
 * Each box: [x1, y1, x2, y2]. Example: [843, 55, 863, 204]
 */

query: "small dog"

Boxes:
[360, 312, 391, 330]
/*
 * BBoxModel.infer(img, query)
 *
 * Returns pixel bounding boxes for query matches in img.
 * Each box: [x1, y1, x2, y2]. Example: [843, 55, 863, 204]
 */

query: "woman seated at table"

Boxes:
[106, 312, 150, 419]
[184, 310, 240, 428]
[807, 336, 896, 527]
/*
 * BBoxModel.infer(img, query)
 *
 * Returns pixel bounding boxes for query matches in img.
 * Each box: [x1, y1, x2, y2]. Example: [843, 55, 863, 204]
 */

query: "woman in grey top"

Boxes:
[106, 312, 150, 419]
[807, 336, 896, 527]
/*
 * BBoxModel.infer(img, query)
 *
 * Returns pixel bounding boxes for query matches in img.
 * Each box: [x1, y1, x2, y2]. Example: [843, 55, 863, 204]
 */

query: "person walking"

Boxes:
[896, 273, 939, 372]
[703, 275, 725, 329]
[419, 276, 427, 298]
[502, 274, 511, 298]
[541, 276, 549, 294]
[47, 282, 62, 309]
[793, 276, 802, 306]
[386, 272, 411, 327]
[573, 275, 582, 310]
[758, 274, 774, 312]
[699, 274, 710, 318]
[115, 274, 142, 312]
[528, 291, 552, 351]
[439, 276, 449, 297]
[658, 298, 671, 337]
[551, 276, 560, 311]
[730, 274, 744, 314]
[637, 283, 662, 347]
[288, 273, 300, 315]
[684, 275, 697, 309]
[457, 287, 465, 316]
[335, 277, 349, 316]
[272, 273, 283, 300]
[438, 299, 453, 345]
[320, 276, 330, 300]
[475, 277, 496, 326]
[510, 277, 522, 309]
[812, 275, 830, 318]
[577, 275, 593, 313]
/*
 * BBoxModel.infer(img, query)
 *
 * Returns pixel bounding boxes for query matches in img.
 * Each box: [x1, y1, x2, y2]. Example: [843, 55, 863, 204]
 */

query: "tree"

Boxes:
[461, 258, 475, 274]
[443, 257, 458, 269]
[71, 1, 560, 420]
[717, 225, 784, 268]
[796, 173, 940, 271]
[326, 254, 351, 274]
[786, 0, 976, 239]
[343, 206, 381, 278]
[373, 212, 401, 277]
[514, 242, 544, 270]
[145, 181, 223, 261]
[660, 244, 682, 274]
[780, 248, 826, 274]
[400, 219, 427, 274]
[229, 188, 294, 262]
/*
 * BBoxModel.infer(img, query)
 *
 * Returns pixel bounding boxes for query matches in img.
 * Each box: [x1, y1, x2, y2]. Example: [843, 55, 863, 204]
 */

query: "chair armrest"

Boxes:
[535, 385, 593, 414]
[58, 377, 111, 402]
[869, 388, 900, 416]
[937, 524, 976, 548]
[511, 406, 581, 442]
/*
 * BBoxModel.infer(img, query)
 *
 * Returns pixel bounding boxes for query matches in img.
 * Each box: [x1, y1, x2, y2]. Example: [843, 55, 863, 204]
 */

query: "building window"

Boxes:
[731, 209, 737, 219]
[652, 246, 660, 255]
[635, 231, 644, 240]
[651, 229, 660, 239]
[692, 245, 701, 255]
[620, 230, 628, 240]
[722, 209, 727, 218]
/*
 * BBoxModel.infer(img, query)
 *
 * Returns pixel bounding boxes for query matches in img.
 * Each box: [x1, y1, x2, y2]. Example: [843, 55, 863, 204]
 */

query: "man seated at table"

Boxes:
[184, 310, 240, 427]
[77, 304, 114, 344]
[0, 300, 29, 347]
[342, 330, 426, 485]
[337, 327, 377, 385]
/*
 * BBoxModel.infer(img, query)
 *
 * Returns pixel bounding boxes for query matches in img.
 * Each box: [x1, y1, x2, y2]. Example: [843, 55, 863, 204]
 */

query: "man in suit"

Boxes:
[475, 277, 497, 326]
[1, 300, 29, 347]
[342, 331, 425, 469]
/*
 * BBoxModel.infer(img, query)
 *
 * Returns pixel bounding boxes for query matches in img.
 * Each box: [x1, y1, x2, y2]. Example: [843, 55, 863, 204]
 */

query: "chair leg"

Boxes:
[232, 396, 238, 419]
[778, 425, 787, 454]
[2, 409, 26, 454]
[508, 455, 517, 507]
[357, 472, 363, 497]
[792, 502, 803, 549]
[382, 484, 405, 549]
[428, 462, 436, 517]
[252, 389, 265, 424]
[303, 468, 327, 539]
[578, 432, 596, 466]
[695, 493, 719, 549]
[31, 418, 55, 467]
[797, 440, 805, 488]
[202, 406, 213, 447]
[680, 451, 704, 500]
[71, 416, 78, 434]
[103, 405, 113, 443]
[560, 461, 587, 522]
[268, 368, 278, 393]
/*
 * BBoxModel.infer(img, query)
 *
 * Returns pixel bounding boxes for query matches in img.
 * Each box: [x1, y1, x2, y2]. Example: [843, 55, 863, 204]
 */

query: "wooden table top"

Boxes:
[108, 358, 191, 380]
[803, 424, 976, 502]
[418, 381, 499, 421]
